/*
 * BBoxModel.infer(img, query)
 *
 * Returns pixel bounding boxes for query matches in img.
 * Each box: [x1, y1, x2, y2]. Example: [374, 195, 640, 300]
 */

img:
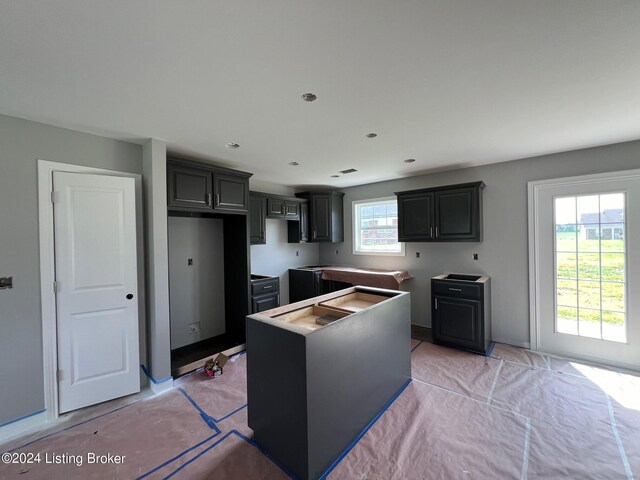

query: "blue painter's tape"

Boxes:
[162, 430, 297, 480]
[216, 404, 248, 423]
[318, 378, 412, 480]
[237, 431, 298, 480]
[135, 430, 221, 480]
[485, 341, 496, 357]
[177, 387, 246, 428]
[0, 409, 46, 429]
[411, 340, 424, 352]
[140, 364, 172, 384]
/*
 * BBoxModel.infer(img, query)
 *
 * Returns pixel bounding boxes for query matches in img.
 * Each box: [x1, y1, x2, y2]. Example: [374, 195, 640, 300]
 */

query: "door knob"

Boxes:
[126, 294, 134, 300]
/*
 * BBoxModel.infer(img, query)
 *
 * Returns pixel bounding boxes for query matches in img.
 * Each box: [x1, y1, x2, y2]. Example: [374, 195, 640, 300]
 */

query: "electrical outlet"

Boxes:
[189, 322, 200, 334]
[416, 252, 420, 258]
[473, 253, 479, 260]
[188, 258, 193, 266]
[335, 249, 339, 255]
[296, 251, 299, 256]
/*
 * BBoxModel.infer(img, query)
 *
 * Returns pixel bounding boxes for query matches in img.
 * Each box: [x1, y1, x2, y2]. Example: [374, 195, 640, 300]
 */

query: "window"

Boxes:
[353, 197, 404, 256]
[554, 193, 626, 342]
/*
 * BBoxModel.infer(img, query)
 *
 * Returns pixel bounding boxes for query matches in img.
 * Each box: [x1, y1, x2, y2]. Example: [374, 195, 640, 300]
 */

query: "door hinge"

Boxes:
[51, 191, 56, 204]
[57, 370, 62, 381]
[53, 281, 58, 293]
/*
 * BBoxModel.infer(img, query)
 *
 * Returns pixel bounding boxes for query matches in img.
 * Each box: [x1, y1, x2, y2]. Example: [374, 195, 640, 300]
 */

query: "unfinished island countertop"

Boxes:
[246, 286, 411, 480]
[315, 265, 413, 290]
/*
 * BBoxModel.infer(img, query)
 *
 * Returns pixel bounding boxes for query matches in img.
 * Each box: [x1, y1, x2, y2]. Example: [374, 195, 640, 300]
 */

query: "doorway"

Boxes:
[38, 161, 145, 419]
[529, 169, 640, 370]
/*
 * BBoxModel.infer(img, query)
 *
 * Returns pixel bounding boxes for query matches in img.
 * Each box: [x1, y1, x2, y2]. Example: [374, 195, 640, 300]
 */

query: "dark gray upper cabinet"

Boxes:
[251, 191, 304, 244]
[267, 197, 300, 219]
[395, 181, 484, 242]
[213, 172, 249, 211]
[296, 191, 344, 243]
[397, 191, 434, 241]
[249, 194, 267, 245]
[287, 201, 309, 243]
[167, 163, 213, 209]
[167, 158, 251, 213]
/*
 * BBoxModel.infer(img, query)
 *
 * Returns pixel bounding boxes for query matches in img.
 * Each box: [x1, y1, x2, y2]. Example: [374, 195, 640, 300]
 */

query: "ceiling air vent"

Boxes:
[339, 168, 358, 174]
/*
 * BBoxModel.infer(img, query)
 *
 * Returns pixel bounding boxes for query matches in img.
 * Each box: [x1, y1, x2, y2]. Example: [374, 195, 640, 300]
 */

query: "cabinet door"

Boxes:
[289, 269, 316, 302]
[433, 295, 481, 351]
[213, 172, 249, 211]
[252, 293, 279, 313]
[267, 198, 285, 217]
[249, 196, 266, 245]
[311, 194, 332, 241]
[167, 163, 213, 209]
[284, 201, 300, 219]
[434, 187, 478, 240]
[397, 192, 434, 241]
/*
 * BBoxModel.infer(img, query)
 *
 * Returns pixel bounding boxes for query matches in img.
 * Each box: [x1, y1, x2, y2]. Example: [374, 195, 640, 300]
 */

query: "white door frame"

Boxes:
[38, 160, 145, 423]
[528, 168, 640, 354]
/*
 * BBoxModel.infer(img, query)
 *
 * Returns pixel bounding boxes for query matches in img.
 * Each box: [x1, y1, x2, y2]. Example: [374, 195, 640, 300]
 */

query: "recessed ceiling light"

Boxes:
[289, 161, 300, 166]
[301, 93, 317, 102]
[404, 158, 416, 163]
[339, 168, 358, 174]
[225, 142, 240, 149]
[366, 133, 377, 138]
[331, 175, 340, 178]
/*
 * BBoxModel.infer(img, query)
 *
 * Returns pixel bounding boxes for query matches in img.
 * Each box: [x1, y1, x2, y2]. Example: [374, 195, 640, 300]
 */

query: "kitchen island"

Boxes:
[246, 286, 411, 480]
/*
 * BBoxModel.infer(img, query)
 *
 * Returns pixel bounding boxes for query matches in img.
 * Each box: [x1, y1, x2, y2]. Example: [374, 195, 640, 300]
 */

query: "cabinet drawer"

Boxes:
[431, 280, 482, 299]
[251, 278, 279, 295]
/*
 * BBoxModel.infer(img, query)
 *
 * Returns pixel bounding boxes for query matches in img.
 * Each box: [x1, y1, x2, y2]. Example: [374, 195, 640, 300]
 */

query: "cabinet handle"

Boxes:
[263, 285, 273, 290]
[449, 288, 462, 292]
[215, 194, 220, 206]
[277, 294, 280, 306]
[435, 226, 439, 237]
[435, 298, 438, 310]
[430, 226, 433, 237]
[313, 229, 317, 240]
[207, 193, 212, 207]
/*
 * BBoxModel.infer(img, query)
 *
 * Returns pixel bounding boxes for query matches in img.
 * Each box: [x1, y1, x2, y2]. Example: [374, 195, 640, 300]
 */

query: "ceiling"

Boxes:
[1, 1, 640, 189]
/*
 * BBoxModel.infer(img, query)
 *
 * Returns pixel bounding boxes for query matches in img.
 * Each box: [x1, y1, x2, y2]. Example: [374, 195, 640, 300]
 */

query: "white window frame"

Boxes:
[352, 196, 405, 256]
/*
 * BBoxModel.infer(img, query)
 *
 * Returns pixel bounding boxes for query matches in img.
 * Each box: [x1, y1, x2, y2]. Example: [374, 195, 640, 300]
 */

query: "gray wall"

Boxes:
[319, 140, 640, 347]
[0, 114, 142, 425]
[142, 139, 172, 382]
[168, 217, 226, 349]
[250, 220, 319, 305]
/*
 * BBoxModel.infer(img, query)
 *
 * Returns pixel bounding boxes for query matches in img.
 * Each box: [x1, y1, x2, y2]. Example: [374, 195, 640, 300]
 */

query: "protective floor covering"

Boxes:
[1, 343, 639, 479]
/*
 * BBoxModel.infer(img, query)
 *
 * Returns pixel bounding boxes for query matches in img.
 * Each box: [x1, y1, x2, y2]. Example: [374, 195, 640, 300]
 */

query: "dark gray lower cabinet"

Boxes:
[289, 268, 351, 303]
[246, 287, 411, 480]
[431, 275, 491, 354]
[251, 276, 279, 313]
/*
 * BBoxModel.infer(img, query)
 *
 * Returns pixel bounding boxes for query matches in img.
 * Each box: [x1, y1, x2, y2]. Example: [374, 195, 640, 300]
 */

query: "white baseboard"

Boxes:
[149, 379, 174, 395]
[0, 410, 50, 447]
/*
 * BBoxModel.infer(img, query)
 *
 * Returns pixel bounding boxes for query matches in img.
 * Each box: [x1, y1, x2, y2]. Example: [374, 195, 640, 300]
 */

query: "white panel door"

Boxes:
[532, 172, 640, 370]
[53, 172, 140, 413]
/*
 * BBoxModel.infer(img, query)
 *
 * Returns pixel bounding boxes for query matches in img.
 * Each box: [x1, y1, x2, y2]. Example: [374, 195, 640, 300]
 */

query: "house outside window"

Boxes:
[352, 197, 404, 256]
